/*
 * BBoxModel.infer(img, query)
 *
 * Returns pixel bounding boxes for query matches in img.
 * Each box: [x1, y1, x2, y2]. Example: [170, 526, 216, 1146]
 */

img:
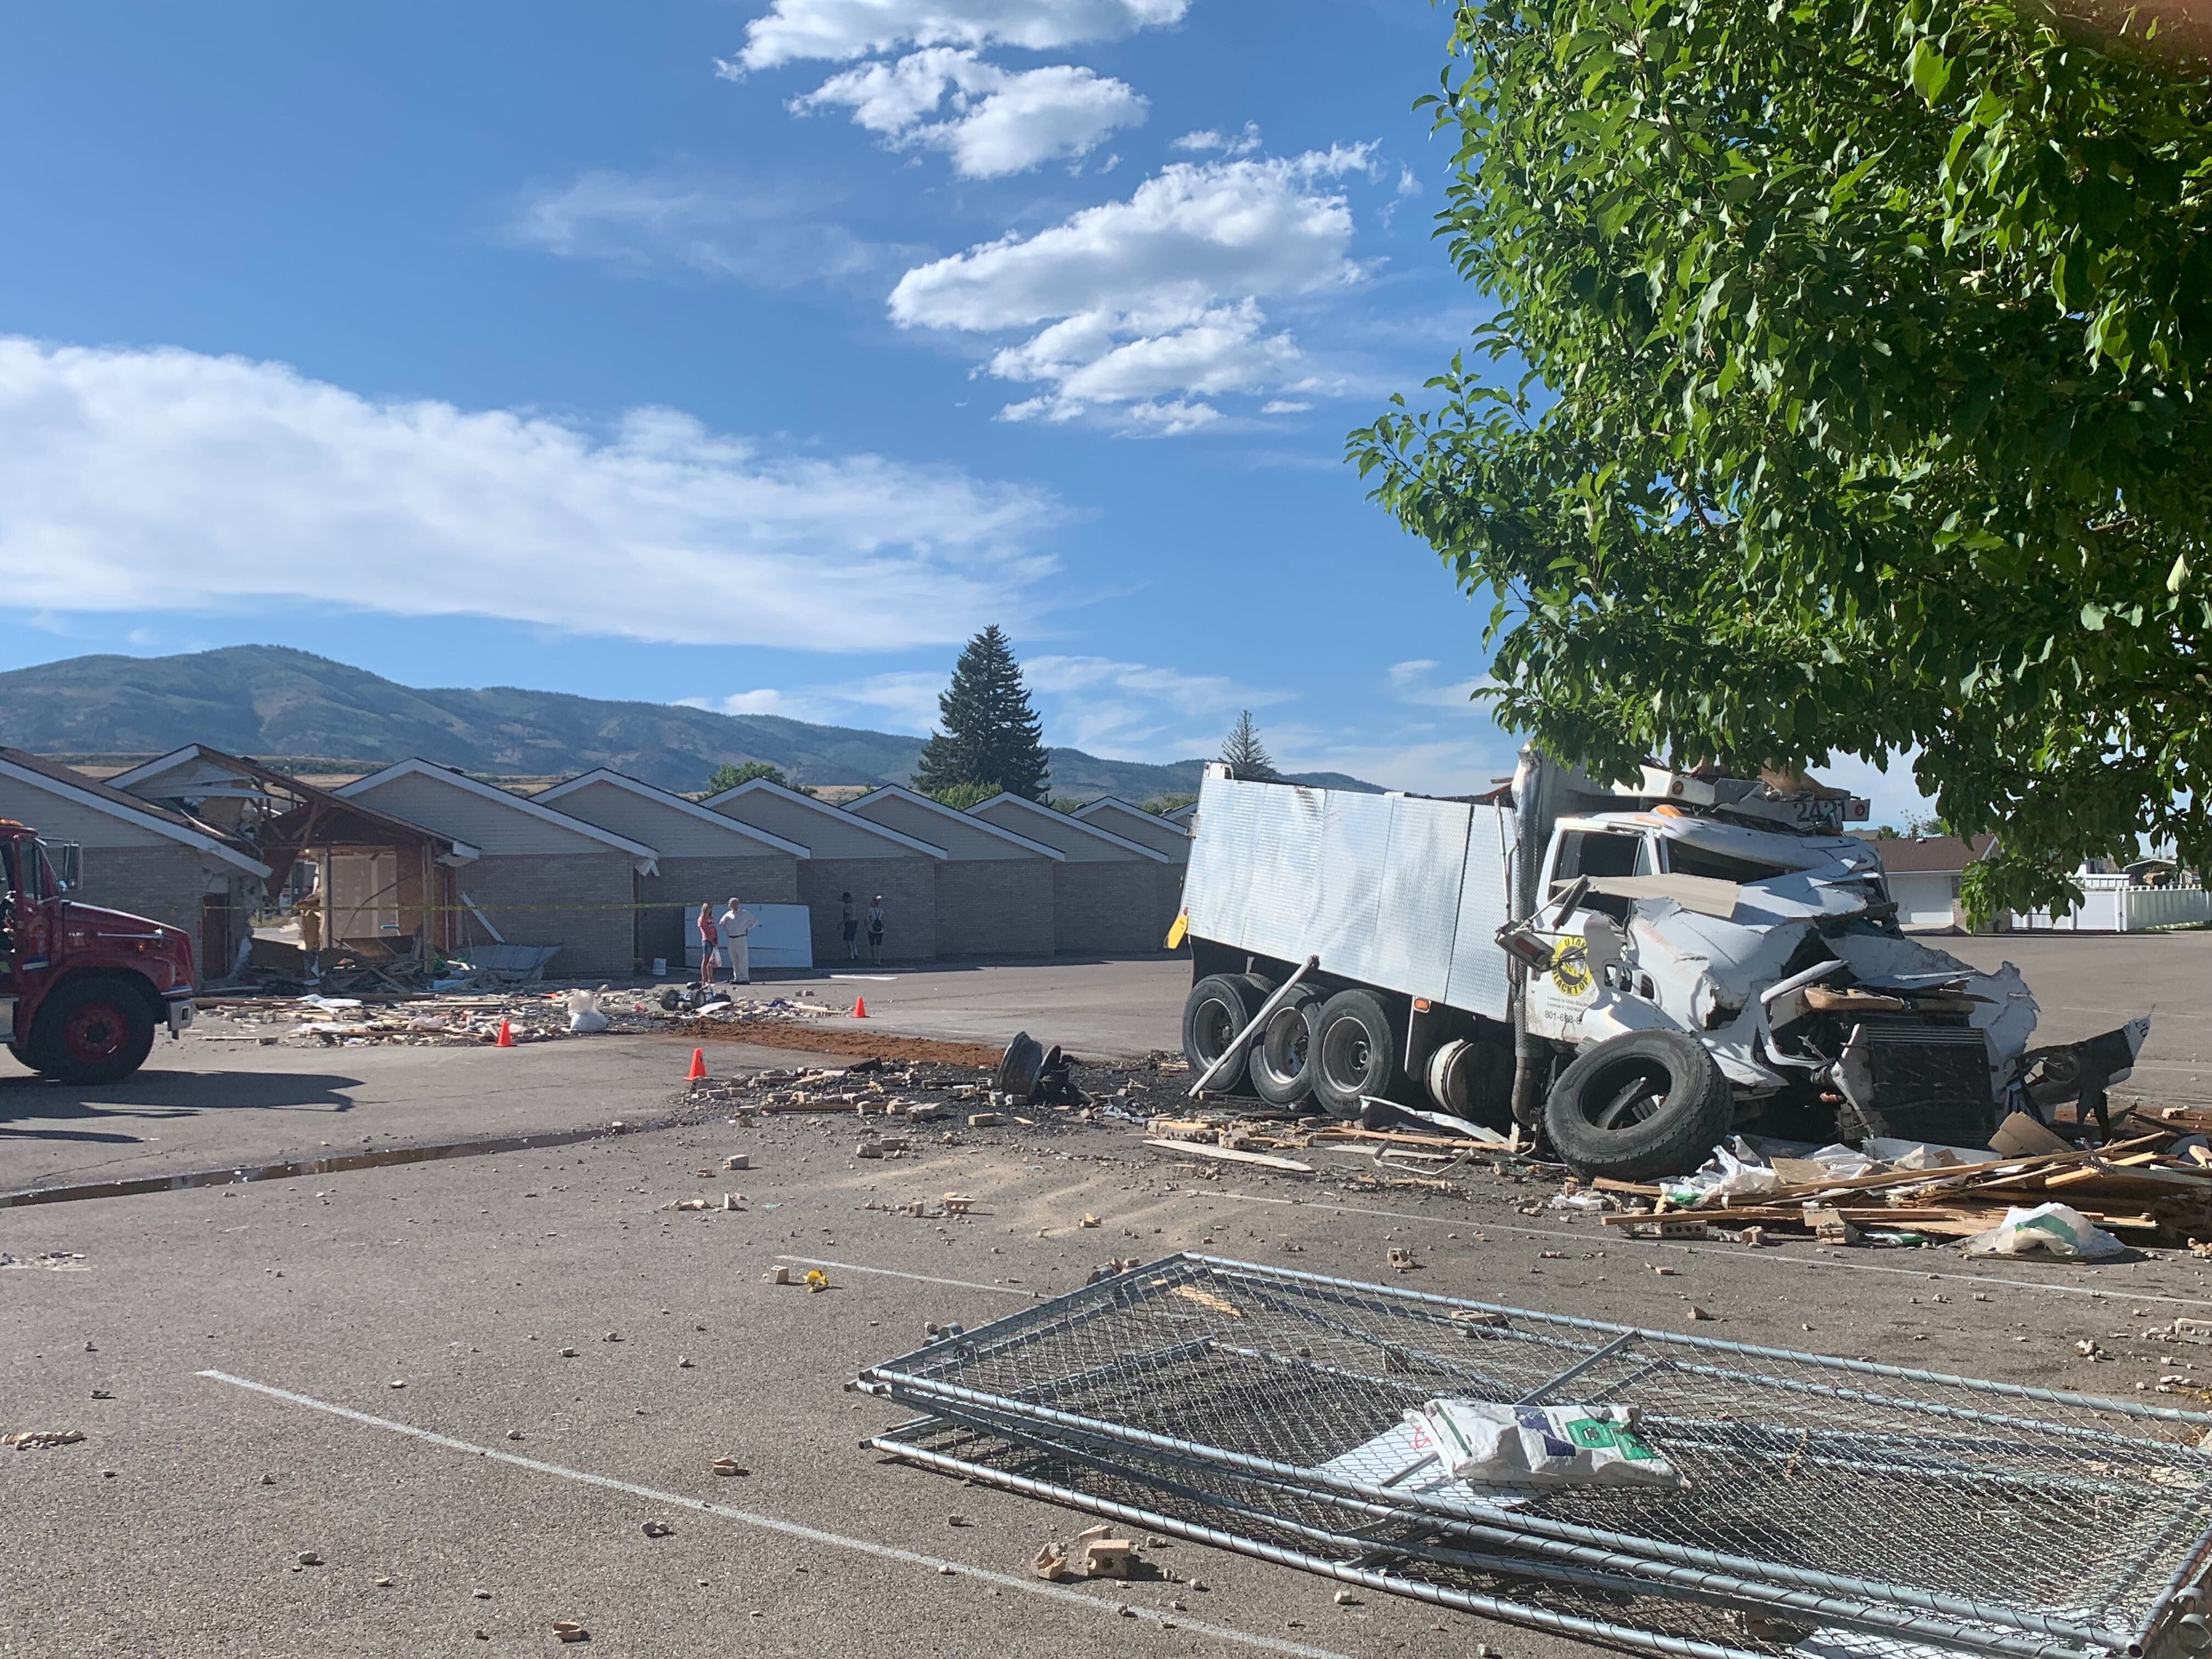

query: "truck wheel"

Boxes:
[1249, 989, 1323, 1107]
[1424, 1038, 1515, 1131]
[1542, 1030, 1732, 1182]
[1182, 974, 1266, 1094]
[1311, 989, 1401, 1119]
[35, 980, 156, 1086]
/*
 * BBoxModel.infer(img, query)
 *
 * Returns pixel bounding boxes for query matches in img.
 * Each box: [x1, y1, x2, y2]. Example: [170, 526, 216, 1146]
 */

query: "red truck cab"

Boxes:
[1, 821, 198, 1084]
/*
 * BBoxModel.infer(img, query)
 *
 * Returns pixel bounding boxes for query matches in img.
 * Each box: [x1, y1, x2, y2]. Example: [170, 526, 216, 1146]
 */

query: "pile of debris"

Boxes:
[196, 985, 842, 1048]
[1592, 1109, 2212, 1249]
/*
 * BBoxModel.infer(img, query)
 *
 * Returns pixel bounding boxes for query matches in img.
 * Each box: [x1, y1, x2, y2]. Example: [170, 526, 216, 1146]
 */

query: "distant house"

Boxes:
[0, 748, 271, 985]
[1872, 834, 1996, 932]
[703, 777, 944, 963]
[1164, 801, 1197, 830]
[535, 769, 809, 971]
[846, 786, 1059, 958]
[970, 793, 1178, 955]
[336, 760, 657, 977]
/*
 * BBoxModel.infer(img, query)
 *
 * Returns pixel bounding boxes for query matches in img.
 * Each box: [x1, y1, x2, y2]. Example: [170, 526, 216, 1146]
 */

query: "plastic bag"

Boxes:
[1660, 1137, 1780, 1209]
[1404, 1399, 1682, 1490]
[1961, 1202, 2126, 1262]
[566, 989, 611, 1034]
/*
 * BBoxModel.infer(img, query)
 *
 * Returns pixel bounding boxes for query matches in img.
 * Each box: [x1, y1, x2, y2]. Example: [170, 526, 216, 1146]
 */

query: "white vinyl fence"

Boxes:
[2008, 877, 2212, 933]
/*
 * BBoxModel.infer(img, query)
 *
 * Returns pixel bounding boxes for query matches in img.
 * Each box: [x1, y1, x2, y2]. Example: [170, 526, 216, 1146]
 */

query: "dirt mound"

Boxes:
[673, 1020, 1006, 1069]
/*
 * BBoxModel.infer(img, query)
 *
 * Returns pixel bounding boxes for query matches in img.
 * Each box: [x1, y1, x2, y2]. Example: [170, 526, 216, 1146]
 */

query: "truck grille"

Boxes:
[1836, 1022, 1996, 1145]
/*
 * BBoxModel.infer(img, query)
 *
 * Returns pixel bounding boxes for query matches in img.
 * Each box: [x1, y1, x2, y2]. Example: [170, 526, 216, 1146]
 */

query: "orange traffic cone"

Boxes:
[686, 1047, 708, 1082]
[495, 1020, 514, 1048]
[851, 996, 868, 1019]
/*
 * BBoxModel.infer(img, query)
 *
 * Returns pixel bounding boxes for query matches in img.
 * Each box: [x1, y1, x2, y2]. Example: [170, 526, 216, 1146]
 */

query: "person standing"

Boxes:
[696, 902, 719, 987]
[839, 891, 860, 961]
[718, 897, 759, 984]
[866, 895, 886, 967]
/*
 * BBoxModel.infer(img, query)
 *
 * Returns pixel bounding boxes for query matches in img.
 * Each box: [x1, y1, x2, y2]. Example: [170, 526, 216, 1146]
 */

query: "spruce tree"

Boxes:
[912, 625, 1050, 801]
[1220, 709, 1278, 781]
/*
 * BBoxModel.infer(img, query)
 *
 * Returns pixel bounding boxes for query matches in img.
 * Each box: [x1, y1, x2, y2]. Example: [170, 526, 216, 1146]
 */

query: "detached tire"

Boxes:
[1182, 973, 1268, 1094]
[1542, 1029, 1733, 1182]
[1311, 989, 1401, 1119]
[33, 979, 156, 1086]
[1249, 989, 1323, 1107]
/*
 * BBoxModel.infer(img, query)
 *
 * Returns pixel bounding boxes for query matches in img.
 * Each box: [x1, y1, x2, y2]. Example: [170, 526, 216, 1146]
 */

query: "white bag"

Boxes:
[566, 989, 611, 1034]
[1661, 1137, 1779, 1209]
[1962, 1202, 2126, 1261]
[1403, 1400, 1683, 1490]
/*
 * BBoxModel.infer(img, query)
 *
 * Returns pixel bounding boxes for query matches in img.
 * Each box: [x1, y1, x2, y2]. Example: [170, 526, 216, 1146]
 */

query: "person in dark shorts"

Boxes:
[839, 891, 859, 960]
[866, 895, 885, 966]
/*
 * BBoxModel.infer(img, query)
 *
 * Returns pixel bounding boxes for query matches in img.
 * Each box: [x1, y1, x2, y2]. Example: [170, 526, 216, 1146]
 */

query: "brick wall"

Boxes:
[934, 859, 1054, 958]
[72, 843, 240, 986]
[1050, 862, 1164, 955]
[639, 855, 801, 968]
[458, 854, 637, 978]
[800, 857, 936, 964]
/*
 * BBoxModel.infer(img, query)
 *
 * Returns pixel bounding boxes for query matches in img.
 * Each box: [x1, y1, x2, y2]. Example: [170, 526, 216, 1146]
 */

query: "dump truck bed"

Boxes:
[1182, 772, 1518, 1020]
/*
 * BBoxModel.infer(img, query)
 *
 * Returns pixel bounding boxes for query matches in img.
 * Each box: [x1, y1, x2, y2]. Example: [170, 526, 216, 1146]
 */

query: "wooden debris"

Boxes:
[1143, 1139, 1314, 1173]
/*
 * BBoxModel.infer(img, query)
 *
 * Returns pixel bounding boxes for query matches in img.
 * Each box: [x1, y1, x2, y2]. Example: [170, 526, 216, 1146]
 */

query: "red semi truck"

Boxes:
[0, 819, 198, 1084]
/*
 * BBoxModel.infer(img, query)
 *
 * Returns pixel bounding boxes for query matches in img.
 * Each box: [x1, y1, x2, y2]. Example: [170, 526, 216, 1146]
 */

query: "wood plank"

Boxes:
[1144, 1139, 1314, 1174]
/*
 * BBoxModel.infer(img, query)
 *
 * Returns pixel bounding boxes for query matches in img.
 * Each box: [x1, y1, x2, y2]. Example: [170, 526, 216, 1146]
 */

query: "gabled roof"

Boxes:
[336, 758, 659, 868]
[846, 785, 1064, 860]
[1075, 794, 1190, 835]
[105, 743, 481, 861]
[969, 791, 1173, 861]
[1165, 802, 1197, 825]
[535, 769, 811, 858]
[0, 749, 272, 876]
[701, 776, 946, 859]
[1872, 834, 1996, 875]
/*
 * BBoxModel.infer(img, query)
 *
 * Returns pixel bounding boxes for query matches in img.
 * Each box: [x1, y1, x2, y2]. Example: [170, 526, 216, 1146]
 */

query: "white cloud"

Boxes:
[1023, 653, 1289, 756]
[1387, 658, 1496, 709]
[794, 49, 1144, 178]
[692, 670, 950, 732]
[730, 0, 1189, 70]
[0, 338, 1057, 651]
[888, 149, 1374, 427]
[1172, 121, 1260, 156]
[505, 169, 885, 285]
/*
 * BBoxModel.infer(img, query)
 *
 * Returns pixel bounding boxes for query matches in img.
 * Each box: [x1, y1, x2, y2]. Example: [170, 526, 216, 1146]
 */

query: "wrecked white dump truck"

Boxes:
[1174, 755, 2148, 1181]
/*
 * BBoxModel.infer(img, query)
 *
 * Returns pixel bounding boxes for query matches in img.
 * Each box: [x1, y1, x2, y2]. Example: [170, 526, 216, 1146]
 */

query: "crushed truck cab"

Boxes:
[0, 821, 196, 1085]
[1176, 758, 2145, 1181]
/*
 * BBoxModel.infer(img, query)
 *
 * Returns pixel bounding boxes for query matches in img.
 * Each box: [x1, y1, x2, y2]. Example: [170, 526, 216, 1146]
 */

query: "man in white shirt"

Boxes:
[718, 898, 760, 984]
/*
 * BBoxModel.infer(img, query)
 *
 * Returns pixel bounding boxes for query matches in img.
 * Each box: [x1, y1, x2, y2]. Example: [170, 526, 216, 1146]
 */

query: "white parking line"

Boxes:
[1207, 1191, 2212, 1309]
[198, 1370, 1348, 1659]
[775, 1254, 1037, 1297]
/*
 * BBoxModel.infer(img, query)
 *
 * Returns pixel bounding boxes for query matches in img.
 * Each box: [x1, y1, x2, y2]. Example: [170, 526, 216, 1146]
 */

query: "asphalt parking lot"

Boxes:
[7, 939, 2212, 1658]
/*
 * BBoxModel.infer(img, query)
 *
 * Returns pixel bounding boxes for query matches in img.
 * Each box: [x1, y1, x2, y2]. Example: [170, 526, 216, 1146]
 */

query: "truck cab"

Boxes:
[0, 820, 198, 1084]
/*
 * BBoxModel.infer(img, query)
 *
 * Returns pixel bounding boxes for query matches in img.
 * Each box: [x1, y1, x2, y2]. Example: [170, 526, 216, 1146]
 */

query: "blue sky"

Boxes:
[0, 1, 1931, 819]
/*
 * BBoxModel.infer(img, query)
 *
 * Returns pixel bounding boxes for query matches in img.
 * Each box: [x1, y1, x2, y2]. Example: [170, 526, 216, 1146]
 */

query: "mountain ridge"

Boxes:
[0, 646, 1381, 801]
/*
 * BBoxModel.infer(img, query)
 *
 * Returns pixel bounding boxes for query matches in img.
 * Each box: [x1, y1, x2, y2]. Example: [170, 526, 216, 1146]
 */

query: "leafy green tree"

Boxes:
[706, 761, 788, 794]
[1220, 709, 1278, 781]
[929, 780, 1001, 810]
[1350, 0, 2212, 916]
[913, 626, 1051, 800]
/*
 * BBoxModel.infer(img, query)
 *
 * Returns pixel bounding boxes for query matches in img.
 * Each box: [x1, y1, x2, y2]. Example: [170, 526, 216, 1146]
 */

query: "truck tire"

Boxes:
[1542, 1029, 1732, 1181]
[1182, 974, 1267, 1094]
[1424, 1037, 1515, 1131]
[35, 979, 157, 1086]
[1311, 989, 1401, 1119]
[1249, 989, 1323, 1107]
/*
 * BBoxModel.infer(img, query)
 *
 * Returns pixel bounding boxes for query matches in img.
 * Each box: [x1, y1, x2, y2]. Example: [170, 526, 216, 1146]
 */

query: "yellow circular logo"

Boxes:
[1548, 938, 1593, 997]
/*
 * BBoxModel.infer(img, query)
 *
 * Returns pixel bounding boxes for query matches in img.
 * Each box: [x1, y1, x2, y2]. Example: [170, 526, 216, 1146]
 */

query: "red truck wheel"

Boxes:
[35, 980, 156, 1085]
